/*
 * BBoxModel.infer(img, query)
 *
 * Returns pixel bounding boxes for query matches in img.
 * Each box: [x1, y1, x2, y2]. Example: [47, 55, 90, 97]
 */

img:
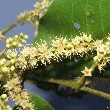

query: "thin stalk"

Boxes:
[0, 49, 6, 57]
[47, 78, 110, 100]
[1, 20, 20, 35]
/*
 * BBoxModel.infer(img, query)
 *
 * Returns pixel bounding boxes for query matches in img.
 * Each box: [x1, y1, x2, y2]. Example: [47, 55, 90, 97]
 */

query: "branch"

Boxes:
[47, 78, 110, 100]
[1, 20, 20, 35]
[0, 49, 6, 57]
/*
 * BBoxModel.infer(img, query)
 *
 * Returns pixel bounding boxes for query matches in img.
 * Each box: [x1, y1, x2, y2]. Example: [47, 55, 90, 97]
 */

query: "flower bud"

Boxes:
[6, 39, 10, 44]
[11, 52, 17, 58]
[1, 94, 7, 99]
[6, 44, 10, 48]
[21, 39, 26, 43]
[1, 66, 9, 73]
[0, 59, 6, 65]
[9, 38, 13, 42]
[20, 32, 24, 36]
[18, 43, 22, 47]
[12, 42, 18, 47]
[14, 35, 19, 40]
[10, 66, 15, 71]
[23, 35, 28, 39]
[10, 59, 15, 64]
[66, 43, 73, 49]
[6, 105, 12, 110]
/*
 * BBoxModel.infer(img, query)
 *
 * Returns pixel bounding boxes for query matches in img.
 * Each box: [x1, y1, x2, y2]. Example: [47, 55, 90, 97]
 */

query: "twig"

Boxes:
[1, 20, 20, 35]
[0, 49, 6, 57]
[47, 78, 110, 100]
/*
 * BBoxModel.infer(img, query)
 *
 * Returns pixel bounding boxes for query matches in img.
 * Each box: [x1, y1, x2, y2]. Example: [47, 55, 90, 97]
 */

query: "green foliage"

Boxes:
[30, 93, 54, 110]
[13, 93, 54, 110]
[33, 0, 110, 77]
[34, 0, 110, 44]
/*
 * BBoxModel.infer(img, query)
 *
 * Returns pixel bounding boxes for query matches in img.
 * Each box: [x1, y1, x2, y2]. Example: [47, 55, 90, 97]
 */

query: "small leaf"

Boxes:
[13, 93, 54, 110]
[30, 93, 54, 110]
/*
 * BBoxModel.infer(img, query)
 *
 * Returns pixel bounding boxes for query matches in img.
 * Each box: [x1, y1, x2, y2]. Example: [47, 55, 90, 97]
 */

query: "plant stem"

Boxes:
[47, 78, 110, 100]
[1, 20, 20, 35]
[0, 49, 6, 57]
[81, 86, 110, 100]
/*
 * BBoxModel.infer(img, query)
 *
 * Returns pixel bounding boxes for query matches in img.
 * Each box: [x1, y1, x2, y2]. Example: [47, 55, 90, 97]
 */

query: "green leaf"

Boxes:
[30, 93, 54, 110]
[33, 0, 110, 78]
[33, 0, 110, 45]
[13, 93, 54, 110]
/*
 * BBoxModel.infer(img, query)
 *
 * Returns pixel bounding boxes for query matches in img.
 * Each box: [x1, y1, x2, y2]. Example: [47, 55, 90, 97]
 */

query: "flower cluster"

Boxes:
[0, 0, 109, 108]
[0, 30, 109, 110]
[6, 33, 28, 49]
[93, 38, 110, 72]
[0, 58, 10, 79]
[0, 50, 17, 76]
[18, 0, 52, 27]
[0, 33, 28, 80]
[0, 94, 12, 110]
[18, 33, 93, 69]
[4, 75, 34, 110]
[0, 30, 110, 110]
[0, 32, 36, 110]
[17, 33, 110, 76]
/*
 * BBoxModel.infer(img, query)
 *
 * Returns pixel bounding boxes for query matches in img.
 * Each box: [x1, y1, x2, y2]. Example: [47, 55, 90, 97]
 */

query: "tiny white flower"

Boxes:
[10, 66, 15, 71]
[81, 66, 92, 76]
[6, 44, 11, 48]
[11, 52, 17, 58]
[72, 38, 80, 45]
[94, 40, 103, 47]
[1, 66, 9, 73]
[0, 58, 6, 66]
[85, 34, 92, 42]
[107, 37, 110, 40]
[98, 63, 106, 72]
[93, 52, 104, 62]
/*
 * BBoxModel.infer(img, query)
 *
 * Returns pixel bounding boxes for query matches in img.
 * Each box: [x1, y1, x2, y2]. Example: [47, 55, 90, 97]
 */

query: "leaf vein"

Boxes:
[99, 0, 105, 35]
